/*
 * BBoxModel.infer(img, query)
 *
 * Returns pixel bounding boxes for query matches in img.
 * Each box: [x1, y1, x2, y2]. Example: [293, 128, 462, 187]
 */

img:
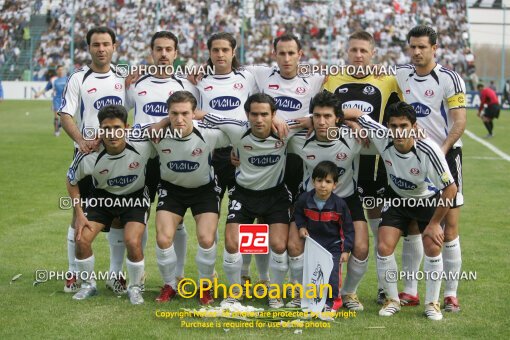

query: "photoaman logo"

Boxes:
[239, 224, 269, 254]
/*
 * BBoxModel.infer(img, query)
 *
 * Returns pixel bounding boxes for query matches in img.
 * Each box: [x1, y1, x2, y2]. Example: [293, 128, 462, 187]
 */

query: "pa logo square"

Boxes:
[239, 224, 269, 254]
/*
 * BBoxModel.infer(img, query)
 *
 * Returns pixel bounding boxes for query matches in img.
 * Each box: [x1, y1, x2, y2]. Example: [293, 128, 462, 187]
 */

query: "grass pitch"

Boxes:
[0, 100, 509, 339]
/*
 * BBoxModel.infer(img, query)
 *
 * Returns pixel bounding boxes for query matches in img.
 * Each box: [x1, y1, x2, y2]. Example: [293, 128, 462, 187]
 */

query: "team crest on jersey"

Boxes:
[233, 83, 244, 90]
[99, 169, 109, 175]
[337, 88, 348, 94]
[192, 148, 203, 156]
[274, 141, 284, 149]
[162, 148, 172, 154]
[385, 160, 393, 167]
[336, 152, 347, 161]
[114, 83, 123, 91]
[138, 91, 147, 96]
[87, 88, 97, 94]
[129, 162, 140, 170]
[243, 145, 253, 150]
[405, 89, 410, 94]
[424, 89, 434, 97]
[363, 86, 376, 95]
[295, 87, 306, 94]
[306, 155, 315, 160]
[268, 84, 279, 90]
[409, 168, 420, 176]
[204, 85, 213, 91]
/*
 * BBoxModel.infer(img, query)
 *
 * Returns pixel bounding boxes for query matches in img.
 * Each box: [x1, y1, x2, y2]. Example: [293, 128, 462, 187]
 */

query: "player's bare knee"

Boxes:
[270, 243, 287, 254]
[287, 239, 304, 257]
[156, 234, 173, 249]
[377, 242, 394, 257]
[197, 234, 215, 249]
[353, 243, 368, 260]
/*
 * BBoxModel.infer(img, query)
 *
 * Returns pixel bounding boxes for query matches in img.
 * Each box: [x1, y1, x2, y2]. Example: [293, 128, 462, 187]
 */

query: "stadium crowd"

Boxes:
[0, 0, 476, 86]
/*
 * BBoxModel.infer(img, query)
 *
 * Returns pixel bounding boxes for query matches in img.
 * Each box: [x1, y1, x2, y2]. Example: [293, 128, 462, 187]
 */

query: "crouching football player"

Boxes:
[67, 105, 155, 304]
[345, 102, 457, 320]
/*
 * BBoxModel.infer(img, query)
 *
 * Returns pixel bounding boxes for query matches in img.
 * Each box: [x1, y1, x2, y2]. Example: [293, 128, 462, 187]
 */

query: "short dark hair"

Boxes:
[206, 32, 240, 70]
[273, 33, 302, 51]
[150, 31, 179, 50]
[167, 91, 197, 111]
[312, 161, 339, 183]
[407, 25, 437, 46]
[244, 93, 277, 113]
[348, 31, 375, 48]
[477, 83, 484, 90]
[387, 101, 417, 125]
[310, 91, 344, 119]
[98, 105, 127, 124]
[86, 26, 116, 46]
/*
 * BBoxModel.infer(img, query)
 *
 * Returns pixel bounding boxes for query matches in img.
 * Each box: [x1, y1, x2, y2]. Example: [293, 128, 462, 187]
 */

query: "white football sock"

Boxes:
[75, 255, 96, 287]
[108, 228, 125, 275]
[288, 254, 304, 284]
[341, 255, 369, 295]
[156, 245, 177, 288]
[402, 234, 423, 296]
[241, 254, 252, 277]
[368, 218, 382, 289]
[255, 253, 270, 281]
[223, 249, 242, 288]
[269, 250, 288, 287]
[196, 243, 217, 280]
[424, 254, 443, 304]
[67, 225, 77, 272]
[377, 253, 399, 302]
[126, 258, 145, 288]
[443, 237, 462, 298]
[174, 222, 187, 278]
[141, 226, 148, 252]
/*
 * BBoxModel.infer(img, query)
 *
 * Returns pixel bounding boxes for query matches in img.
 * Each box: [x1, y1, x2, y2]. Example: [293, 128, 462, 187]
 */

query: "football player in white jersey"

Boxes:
[396, 26, 466, 312]
[243, 34, 324, 295]
[58, 27, 127, 294]
[67, 105, 154, 305]
[197, 93, 300, 309]
[125, 31, 199, 284]
[346, 102, 457, 320]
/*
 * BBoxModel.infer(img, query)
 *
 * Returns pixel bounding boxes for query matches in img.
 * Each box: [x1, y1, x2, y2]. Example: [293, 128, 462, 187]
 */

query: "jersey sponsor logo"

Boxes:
[99, 169, 109, 175]
[306, 154, 315, 160]
[137, 91, 147, 96]
[295, 87, 306, 94]
[268, 84, 279, 90]
[192, 148, 203, 156]
[363, 86, 376, 95]
[389, 174, 417, 190]
[93, 96, 123, 110]
[87, 88, 97, 94]
[209, 96, 241, 111]
[411, 102, 432, 117]
[385, 159, 393, 167]
[409, 168, 420, 175]
[114, 83, 123, 91]
[248, 155, 281, 167]
[337, 167, 346, 176]
[204, 85, 213, 91]
[233, 83, 244, 90]
[143, 102, 168, 116]
[167, 160, 200, 172]
[162, 148, 171, 154]
[129, 162, 140, 170]
[107, 175, 138, 187]
[342, 100, 374, 114]
[274, 141, 284, 149]
[336, 88, 348, 94]
[336, 152, 347, 161]
[424, 89, 434, 97]
[274, 96, 302, 112]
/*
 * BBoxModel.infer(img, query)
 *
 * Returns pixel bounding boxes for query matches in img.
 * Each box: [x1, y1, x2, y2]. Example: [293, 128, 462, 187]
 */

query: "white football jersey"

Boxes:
[59, 65, 125, 134]
[153, 121, 230, 188]
[126, 74, 199, 128]
[67, 140, 156, 196]
[197, 68, 258, 120]
[204, 113, 299, 190]
[358, 115, 454, 199]
[288, 128, 362, 197]
[396, 63, 466, 148]
[246, 65, 324, 120]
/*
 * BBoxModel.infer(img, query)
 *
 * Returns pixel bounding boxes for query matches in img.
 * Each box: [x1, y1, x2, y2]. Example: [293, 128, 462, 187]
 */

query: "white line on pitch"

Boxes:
[464, 156, 505, 160]
[464, 130, 510, 162]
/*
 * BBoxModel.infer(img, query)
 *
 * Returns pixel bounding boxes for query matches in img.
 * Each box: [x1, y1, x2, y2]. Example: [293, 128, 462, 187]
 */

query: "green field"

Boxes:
[0, 100, 509, 339]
